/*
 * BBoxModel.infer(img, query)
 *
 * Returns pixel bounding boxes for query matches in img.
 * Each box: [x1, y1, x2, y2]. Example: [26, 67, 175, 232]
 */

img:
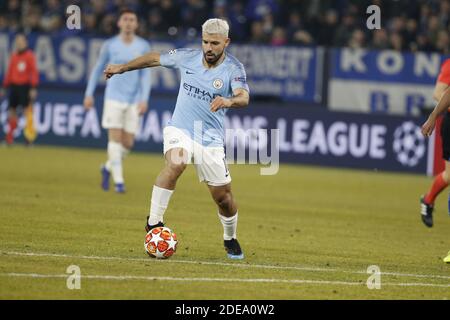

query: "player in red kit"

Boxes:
[420, 58, 450, 227]
[0, 33, 39, 145]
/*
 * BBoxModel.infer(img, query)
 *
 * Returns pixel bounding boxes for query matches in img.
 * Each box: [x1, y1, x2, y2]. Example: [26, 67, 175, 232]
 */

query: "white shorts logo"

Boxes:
[213, 79, 223, 89]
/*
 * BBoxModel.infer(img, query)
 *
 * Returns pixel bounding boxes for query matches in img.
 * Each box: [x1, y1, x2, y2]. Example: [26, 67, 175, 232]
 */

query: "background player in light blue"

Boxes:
[84, 9, 151, 193]
[104, 18, 250, 259]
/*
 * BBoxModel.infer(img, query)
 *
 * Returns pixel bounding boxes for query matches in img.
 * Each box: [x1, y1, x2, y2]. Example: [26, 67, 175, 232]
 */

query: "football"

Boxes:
[144, 226, 178, 259]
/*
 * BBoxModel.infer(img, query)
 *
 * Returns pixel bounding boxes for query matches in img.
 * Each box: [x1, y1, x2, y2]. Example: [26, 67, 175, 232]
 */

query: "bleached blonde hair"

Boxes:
[202, 18, 229, 37]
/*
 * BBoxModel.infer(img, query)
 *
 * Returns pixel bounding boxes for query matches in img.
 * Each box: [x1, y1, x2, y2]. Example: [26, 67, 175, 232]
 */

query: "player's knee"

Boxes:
[122, 140, 134, 150]
[214, 191, 233, 210]
[167, 161, 187, 178]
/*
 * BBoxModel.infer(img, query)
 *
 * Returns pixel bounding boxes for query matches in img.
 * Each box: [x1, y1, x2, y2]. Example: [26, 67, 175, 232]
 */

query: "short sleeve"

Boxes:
[159, 48, 188, 69]
[437, 59, 450, 85]
[230, 64, 250, 93]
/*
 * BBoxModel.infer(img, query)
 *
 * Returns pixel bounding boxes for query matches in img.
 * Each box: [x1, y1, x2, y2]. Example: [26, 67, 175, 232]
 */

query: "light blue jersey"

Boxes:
[160, 48, 249, 147]
[85, 35, 151, 104]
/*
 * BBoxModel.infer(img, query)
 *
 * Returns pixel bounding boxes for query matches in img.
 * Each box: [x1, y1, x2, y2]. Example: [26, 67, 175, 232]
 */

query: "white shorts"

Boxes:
[102, 99, 140, 134]
[163, 126, 231, 187]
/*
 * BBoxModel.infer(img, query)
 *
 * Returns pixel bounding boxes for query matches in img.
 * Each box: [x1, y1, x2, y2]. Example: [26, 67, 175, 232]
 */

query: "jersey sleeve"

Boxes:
[85, 40, 110, 97]
[230, 63, 250, 93]
[159, 48, 194, 69]
[138, 41, 152, 103]
[437, 59, 450, 85]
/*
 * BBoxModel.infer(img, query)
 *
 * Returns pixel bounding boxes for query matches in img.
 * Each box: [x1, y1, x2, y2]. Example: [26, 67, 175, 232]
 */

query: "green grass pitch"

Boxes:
[0, 145, 449, 299]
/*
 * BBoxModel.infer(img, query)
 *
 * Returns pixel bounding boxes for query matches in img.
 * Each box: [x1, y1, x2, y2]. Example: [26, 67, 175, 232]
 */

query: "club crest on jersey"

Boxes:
[213, 79, 224, 89]
[168, 49, 177, 55]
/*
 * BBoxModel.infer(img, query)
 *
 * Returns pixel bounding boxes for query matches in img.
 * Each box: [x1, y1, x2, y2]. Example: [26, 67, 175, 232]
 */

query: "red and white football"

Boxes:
[144, 226, 178, 259]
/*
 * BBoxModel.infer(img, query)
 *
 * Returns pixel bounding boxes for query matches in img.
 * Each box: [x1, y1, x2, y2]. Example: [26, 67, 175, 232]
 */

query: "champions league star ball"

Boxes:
[144, 226, 178, 259]
[393, 121, 426, 167]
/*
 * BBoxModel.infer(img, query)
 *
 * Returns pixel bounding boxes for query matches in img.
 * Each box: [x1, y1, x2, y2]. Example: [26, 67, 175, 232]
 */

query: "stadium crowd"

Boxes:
[1, 0, 450, 53]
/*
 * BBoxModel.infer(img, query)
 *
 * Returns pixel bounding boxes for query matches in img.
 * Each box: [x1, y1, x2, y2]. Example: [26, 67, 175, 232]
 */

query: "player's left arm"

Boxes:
[210, 88, 250, 112]
[433, 82, 449, 102]
[422, 88, 450, 137]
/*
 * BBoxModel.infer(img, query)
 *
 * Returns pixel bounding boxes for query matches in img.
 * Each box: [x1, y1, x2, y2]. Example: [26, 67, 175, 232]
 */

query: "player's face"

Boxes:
[118, 13, 138, 34]
[14, 35, 27, 52]
[202, 33, 230, 65]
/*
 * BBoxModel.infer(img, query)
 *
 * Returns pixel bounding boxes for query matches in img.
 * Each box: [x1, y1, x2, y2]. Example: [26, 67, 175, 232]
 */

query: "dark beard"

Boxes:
[203, 50, 224, 66]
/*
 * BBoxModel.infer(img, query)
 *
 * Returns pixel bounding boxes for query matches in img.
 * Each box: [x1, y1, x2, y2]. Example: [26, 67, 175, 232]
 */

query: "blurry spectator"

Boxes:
[261, 13, 275, 35]
[100, 13, 117, 37]
[292, 30, 314, 46]
[6, 0, 22, 22]
[160, 0, 181, 30]
[213, 0, 228, 20]
[389, 32, 405, 52]
[404, 19, 418, 49]
[81, 12, 99, 36]
[435, 30, 450, 54]
[438, 0, 450, 26]
[181, 0, 209, 33]
[228, 1, 248, 41]
[145, 8, 168, 39]
[40, 0, 63, 33]
[285, 11, 304, 42]
[333, 14, 356, 46]
[427, 15, 441, 45]
[348, 29, 366, 49]
[414, 32, 436, 52]
[270, 26, 287, 46]
[249, 20, 269, 44]
[388, 16, 406, 36]
[371, 29, 389, 50]
[0, 15, 8, 32]
[317, 9, 338, 46]
[22, 5, 42, 33]
[245, 0, 279, 21]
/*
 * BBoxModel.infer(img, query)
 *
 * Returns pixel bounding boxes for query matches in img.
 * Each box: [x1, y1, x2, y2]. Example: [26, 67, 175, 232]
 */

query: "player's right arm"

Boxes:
[104, 52, 161, 79]
[422, 59, 450, 136]
[84, 41, 110, 109]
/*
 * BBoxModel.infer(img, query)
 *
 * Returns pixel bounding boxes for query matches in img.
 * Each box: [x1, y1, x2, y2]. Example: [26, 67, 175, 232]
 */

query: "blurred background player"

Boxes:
[0, 33, 38, 145]
[104, 18, 250, 259]
[84, 9, 151, 194]
[421, 64, 450, 263]
[420, 58, 450, 228]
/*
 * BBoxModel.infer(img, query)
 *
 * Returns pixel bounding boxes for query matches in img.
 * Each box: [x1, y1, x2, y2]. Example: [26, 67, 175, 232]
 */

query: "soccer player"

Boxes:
[421, 60, 450, 264]
[420, 59, 450, 228]
[84, 9, 151, 193]
[104, 18, 250, 259]
[0, 33, 39, 145]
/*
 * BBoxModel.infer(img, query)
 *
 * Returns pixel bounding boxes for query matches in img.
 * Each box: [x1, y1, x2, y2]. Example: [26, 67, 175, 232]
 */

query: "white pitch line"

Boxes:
[2, 250, 450, 281]
[1, 272, 450, 288]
